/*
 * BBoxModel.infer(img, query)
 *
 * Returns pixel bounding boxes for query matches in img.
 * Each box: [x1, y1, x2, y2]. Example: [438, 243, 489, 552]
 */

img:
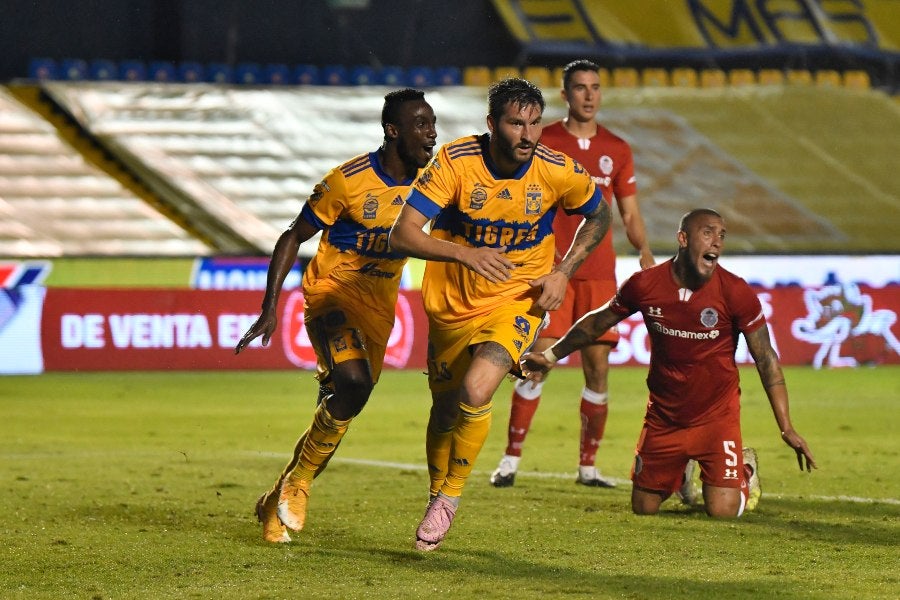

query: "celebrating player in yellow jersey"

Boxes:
[390, 78, 611, 551]
[235, 89, 437, 543]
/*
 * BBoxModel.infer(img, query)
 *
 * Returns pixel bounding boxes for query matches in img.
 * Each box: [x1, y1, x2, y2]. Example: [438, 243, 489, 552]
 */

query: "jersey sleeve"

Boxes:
[731, 276, 766, 334]
[299, 167, 349, 229]
[404, 146, 457, 220]
[558, 156, 602, 217]
[611, 141, 637, 199]
[608, 272, 640, 317]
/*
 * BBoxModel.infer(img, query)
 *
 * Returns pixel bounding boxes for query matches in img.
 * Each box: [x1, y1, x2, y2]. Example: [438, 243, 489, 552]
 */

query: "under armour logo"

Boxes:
[724, 468, 738, 480]
[647, 306, 663, 317]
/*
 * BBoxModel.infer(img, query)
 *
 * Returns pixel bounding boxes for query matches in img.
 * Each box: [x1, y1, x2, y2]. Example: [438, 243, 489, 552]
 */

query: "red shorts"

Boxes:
[542, 278, 618, 344]
[631, 409, 744, 495]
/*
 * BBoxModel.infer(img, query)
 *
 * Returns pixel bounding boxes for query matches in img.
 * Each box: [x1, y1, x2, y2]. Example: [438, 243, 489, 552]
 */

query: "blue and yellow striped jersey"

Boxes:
[299, 150, 414, 304]
[405, 134, 602, 325]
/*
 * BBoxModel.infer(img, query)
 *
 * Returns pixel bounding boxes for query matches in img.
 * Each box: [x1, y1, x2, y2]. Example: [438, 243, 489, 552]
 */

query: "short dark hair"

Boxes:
[679, 208, 723, 232]
[381, 88, 426, 127]
[562, 59, 601, 90]
[487, 77, 545, 122]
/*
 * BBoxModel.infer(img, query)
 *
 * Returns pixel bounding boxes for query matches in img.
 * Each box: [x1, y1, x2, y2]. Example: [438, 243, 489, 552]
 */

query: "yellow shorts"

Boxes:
[304, 288, 394, 384]
[426, 300, 545, 394]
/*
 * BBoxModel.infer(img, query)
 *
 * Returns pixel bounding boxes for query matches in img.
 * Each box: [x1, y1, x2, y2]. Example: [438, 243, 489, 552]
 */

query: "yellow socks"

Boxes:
[441, 401, 492, 498]
[292, 404, 351, 480]
[426, 423, 454, 498]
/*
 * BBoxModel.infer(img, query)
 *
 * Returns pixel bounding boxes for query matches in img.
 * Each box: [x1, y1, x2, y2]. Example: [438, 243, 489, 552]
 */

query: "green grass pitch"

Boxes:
[2, 367, 898, 599]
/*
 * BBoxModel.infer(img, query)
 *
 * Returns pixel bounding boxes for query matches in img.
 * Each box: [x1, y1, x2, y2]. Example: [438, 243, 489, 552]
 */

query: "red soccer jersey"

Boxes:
[609, 259, 766, 427]
[540, 120, 637, 281]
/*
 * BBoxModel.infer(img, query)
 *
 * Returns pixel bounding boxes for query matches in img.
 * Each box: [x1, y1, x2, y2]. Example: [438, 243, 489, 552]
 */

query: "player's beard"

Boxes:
[496, 132, 535, 166]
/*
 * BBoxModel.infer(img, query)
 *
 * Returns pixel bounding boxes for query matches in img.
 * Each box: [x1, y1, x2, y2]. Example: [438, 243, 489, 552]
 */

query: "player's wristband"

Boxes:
[542, 347, 559, 364]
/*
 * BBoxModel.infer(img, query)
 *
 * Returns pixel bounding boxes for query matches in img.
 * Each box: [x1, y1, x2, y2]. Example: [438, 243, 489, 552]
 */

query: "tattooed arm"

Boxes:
[745, 325, 817, 472]
[532, 200, 612, 311]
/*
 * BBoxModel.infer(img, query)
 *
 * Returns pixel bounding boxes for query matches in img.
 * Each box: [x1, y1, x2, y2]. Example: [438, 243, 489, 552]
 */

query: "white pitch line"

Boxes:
[253, 453, 900, 506]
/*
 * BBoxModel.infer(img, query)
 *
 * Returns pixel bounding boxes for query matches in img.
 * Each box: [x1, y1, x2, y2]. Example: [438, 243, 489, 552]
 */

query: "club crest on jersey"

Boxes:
[513, 315, 531, 338]
[700, 308, 719, 328]
[599, 155, 613, 176]
[308, 180, 329, 205]
[417, 161, 438, 188]
[525, 184, 542, 215]
[469, 184, 488, 210]
[363, 194, 378, 219]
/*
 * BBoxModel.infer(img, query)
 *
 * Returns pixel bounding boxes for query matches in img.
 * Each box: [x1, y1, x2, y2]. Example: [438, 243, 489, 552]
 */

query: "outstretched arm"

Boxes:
[745, 325, 817, 471]
[234, 217, 318, 353]
[532, 200, 612, 311]
[521, 302, 624, 380]
[389, 203, 514, 283]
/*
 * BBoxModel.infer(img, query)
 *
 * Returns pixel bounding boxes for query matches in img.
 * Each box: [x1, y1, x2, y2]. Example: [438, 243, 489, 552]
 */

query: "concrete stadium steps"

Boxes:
[0, 86, 211, 257]
[38, 84, 489, 256]
[6, 82, 899, 256]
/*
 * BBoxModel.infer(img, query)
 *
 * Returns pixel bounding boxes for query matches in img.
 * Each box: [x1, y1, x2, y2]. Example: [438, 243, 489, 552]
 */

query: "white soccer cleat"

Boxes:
[576, 465, 616, 488]
[678, 460, 703, 506]
[743, 447, 761, 511]
[489, 455, 519, 487]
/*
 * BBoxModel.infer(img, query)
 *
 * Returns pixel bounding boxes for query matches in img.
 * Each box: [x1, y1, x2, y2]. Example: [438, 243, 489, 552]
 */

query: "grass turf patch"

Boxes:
[1, 367, 897, 599]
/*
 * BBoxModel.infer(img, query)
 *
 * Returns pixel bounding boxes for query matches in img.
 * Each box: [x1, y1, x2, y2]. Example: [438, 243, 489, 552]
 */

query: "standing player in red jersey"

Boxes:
[491, 59, 655, 489]
[519, 208, 817, 517]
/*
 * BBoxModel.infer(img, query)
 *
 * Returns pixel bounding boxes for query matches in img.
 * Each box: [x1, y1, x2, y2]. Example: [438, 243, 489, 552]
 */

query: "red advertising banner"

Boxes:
[21, 283, 900, 372]
[39, 289, 429, 371]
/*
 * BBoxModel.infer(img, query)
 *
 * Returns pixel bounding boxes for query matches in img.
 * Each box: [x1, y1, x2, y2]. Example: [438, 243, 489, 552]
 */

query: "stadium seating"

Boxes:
[60, 58, 88, 81]
[378, 66, 406, 86]
[178, 62, 205, 83]
[670, 67, 698, 87]
[0, 87, 211, 256]
[493, 66, 521, 83]
[700, 68, 726, 88]
[728, 68, 756, 87]
[263, 63, 291, 85]
[293, 64, 320, 85]
[522, 66, 553, 89]
[758, 69, 785, 86]
[149, 61, 177, 82]
[815, 69, 841, 87]
[348, 65, 377, 85]
[321, 65, 348, 85]
[641, 68, 669, 87]
[612, 67, 639, 88]
[119, 60, 147, 82]
[28, 58, 58, 80]
[463, 66, 491, 86]
[786, 70, 813, 86]
[434, 66, 462, 86]
[89, 59, 118, 81]
[206, 63, 234, 84]
[843, 69, 871, 90]
[235, 63, 263, 85]
[406, 66, 435, 87]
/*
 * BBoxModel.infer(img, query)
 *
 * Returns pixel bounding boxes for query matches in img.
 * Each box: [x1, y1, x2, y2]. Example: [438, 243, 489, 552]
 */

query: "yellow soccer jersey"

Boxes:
[405, 133, 602, 326]
[299, 150, 413, 305]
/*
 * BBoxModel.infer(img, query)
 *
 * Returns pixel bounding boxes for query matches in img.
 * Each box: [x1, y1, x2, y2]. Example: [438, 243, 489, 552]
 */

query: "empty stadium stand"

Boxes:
[0, 88, 210, 256]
